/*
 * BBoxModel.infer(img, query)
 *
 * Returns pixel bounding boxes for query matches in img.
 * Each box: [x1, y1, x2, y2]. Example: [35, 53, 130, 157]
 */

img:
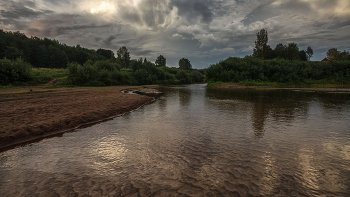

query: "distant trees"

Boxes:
[179, 58, 192, 70]
[253, 29, 269, 59]
[306, 46, 313, 60]
[252, 29, 315, 61]
[96, 48, 115, 59]
[155, 55, 166, 67]
[327, 48, 339, 60]
[0, 29, 111, 68]
[326, 48, 350, 61]
[117, 46, 130, 68]
[286, 42, 300, 60]
[206, 56, 350, 84]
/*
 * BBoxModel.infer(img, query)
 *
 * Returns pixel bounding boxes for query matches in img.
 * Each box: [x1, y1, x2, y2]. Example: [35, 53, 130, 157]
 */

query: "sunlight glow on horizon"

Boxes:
[90, 2, 115, 14]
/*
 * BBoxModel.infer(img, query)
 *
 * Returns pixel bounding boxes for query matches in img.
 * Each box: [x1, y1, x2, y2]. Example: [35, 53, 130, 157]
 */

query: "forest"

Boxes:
[206, 29, 350, 86]
[0, 30, 204, 86]
[1, 28, 350, 87]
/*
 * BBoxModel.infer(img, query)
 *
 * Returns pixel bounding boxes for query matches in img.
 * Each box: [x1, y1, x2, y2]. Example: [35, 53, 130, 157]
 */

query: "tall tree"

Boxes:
[96, 48, 115, 59]
[286, 42, 300, 60]
[274, 43, 286, 59]
[327, 48, 340, 60]
[253, 29, 269, 59]
[179, 58, 192, 70]
[117, 46, 131, 68]
[306, 46, 313, 60]
[155, 55, 166, 67]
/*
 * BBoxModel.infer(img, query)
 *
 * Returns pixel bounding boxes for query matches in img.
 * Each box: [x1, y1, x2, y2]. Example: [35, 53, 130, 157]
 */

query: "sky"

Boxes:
[1, 0, 350, 68]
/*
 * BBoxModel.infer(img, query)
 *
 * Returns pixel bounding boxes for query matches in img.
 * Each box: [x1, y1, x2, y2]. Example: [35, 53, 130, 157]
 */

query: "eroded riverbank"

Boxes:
[0, 86, 158, 149]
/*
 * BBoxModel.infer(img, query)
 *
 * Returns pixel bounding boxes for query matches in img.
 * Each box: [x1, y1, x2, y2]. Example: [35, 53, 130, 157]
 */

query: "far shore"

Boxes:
[208, 83, 350, 92]
[0, 85, 159, 150]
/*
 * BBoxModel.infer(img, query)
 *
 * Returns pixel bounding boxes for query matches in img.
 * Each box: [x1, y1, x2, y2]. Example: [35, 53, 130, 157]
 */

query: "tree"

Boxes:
[299, 50, 308, 61]
[286, 42, 300, 60]
[3, 46, 23, 60]
[117, 46, 130, 68]
[327, 48, 340, 60]
[306, 46, 313, 60]
[253, 29, 269, 59]
[179, 58, 192, 70]
[339, 50, 350, 61]
[155, 55, 166, 67]
[274, 43, 286, 59]
[96, 48, 115, 59]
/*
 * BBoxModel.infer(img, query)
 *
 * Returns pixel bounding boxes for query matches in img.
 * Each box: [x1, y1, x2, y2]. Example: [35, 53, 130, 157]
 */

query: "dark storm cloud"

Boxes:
[103, 34, 122, 47]
[241, 3, 277, 26]
[0, 7, 47, 19]
[169, 0, 214, 23]
[0, 0, 52, 19]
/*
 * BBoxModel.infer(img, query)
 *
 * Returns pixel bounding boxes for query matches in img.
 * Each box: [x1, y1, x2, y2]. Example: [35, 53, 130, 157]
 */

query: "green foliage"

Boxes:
[117, 46, 131, 68]
[306, 46, 313, 60]
[253, 29, 269, 59]
[93, 60, 119, 71]
[96, 48, 115, 59]
[66, 57, 204, 86]
[0, 29, 109, 68]
[326, 48, 350, 61]
[0, 58, 33, 85]
[155, 55, 166, 67]
[206, 56, 350, 85]
[179, 58, 192, 70]
[32, 68, 67, 84]
[252, 29, 310, 61]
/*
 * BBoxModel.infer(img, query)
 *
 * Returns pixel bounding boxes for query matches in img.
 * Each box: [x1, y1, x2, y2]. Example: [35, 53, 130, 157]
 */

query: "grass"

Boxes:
[208, 80, 350, 88]
[207, 81, 224, 87]
[238, 80, 278, 86]
[32, 68, 68, 84]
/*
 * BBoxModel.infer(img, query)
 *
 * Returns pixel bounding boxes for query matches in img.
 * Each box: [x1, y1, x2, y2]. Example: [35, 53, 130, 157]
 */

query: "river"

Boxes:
[1, 84, 350, 196]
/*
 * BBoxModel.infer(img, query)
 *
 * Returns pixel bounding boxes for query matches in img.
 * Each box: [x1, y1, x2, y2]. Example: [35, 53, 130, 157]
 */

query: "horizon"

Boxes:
[1, 0, 349, 68]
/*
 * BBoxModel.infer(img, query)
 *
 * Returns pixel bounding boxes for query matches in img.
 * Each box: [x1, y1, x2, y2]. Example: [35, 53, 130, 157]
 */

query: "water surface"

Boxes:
[1, 84, 350, 196]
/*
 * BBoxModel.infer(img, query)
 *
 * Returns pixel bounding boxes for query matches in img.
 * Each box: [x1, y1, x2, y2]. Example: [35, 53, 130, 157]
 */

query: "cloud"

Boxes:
[103, 34, 121, 47]
[0, 0, 350, 66]
[169, 0, 214, 23]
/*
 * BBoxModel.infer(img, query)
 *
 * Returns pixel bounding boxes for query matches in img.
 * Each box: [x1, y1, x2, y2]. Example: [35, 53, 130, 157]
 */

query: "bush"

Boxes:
[206, 56, 350, 85]
[67, 62, 97, 85]
[93, 60, 119, 71]
[0, 58, 33, 85]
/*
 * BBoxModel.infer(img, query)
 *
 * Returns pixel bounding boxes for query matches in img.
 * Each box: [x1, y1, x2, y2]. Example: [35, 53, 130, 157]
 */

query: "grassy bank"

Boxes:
[208, 81, 350, 88]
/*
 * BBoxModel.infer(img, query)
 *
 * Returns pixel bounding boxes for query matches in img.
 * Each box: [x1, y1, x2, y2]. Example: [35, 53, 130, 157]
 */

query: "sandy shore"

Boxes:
[209, 83, 350, 92]
[0, 86, 158, 149]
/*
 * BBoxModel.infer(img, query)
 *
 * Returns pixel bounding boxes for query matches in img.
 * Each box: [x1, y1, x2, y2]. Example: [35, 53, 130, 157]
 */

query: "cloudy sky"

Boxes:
[1, 0, 350, 68]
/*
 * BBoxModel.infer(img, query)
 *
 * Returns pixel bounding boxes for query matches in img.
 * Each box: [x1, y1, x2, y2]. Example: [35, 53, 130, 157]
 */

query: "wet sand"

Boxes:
[0, 86, 157, 149]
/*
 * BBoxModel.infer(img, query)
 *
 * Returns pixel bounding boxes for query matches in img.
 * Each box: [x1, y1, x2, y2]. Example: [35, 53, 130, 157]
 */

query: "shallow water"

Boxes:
[1, 84, 350, 196]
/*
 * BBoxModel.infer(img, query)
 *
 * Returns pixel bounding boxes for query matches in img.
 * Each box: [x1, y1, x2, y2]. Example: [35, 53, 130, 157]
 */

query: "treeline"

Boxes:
[0, 30, 115, 68]
[0, 29, 205, 86]
[67, 59, 204, 86]
[0, 57, 205, 86]
[326, 48, 350, 61]
[206, 56, 350, 84]
[253, 29, 314, 61]
[205, 29, 350, 86]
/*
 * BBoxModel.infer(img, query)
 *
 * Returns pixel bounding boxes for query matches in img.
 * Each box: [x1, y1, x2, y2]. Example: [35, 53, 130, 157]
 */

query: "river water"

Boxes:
[1, 84, 350, 196]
